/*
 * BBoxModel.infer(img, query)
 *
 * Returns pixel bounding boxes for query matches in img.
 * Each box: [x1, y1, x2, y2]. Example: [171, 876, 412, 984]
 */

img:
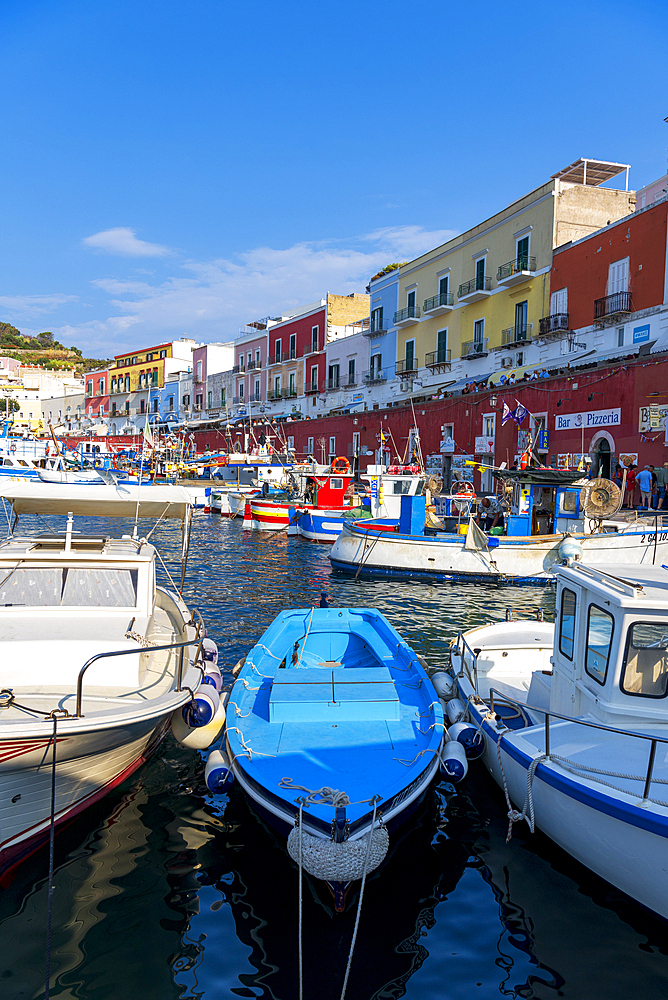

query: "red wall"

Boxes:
[268, 307, 326, 388]
[551, 200, 667, 330]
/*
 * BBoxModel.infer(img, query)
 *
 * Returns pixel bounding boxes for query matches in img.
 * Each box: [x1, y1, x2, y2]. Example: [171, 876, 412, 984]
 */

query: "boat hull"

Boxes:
[330, 522, 668, 582]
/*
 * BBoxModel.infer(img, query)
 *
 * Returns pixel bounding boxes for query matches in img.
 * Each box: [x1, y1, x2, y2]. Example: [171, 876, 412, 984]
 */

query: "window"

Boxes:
[275, 338, 281, 363]
[238, 383, 244, 401]
[289, 372, 295, 395]
[146, 353, 153, 362]
[620, 621, 668, 698]
[255, 349, 261, 366]
[352, 431, 360, 456]
[370, 353, 381, 377]
[405, 339, 415, 368]
[160, 350, 167, 359]
[152, 398, 158, 413]
[140, 399, 146, 414]
[195, 393, 203, 409]
[438, 275, 449, 297]
[371, 306, 383, 332]
[407, 289, 416, 310]
[196, 360, 203, 381]
[585, 604, 614, 685]
[287, 435, 294, 450]
[220, 388, 226, 407]
[98, 379, 105, 394]
[125, 377, 130, 392]
[169, 396, 174, 411]
[559, 588, 577, 659]
[312, 326, 319, 352]
[208, 391, 212, 408]
[111, 378, 117, 393]
[329, 436, 336, 459]
[393, 480, 412, 494]
[254, 378, 261, 399]
[125, 401, 130, 414]
[329, 364, 340, 388]
[516, 235, 530, 269]
[310, 366, 318, 390]
[183, 394, 190, 406]
[348, 358, 356, 384]
[475, 257, 486, 289]
[515, 300, 528, 339]
[483, 414, 495, 437]
[274, 375, 280, 395]
[247, 352, 252, 368]
[608, 257, 629, 295]
[87, 380, 93, 395]
[437, 329, 447, 362]
[237, 355, 244, 370]
[474, 319, 485, 346]
[307, 436, 314, 454]
[617, 327, 625, 347]
[0, 567, 138, 608]
[289, 333, 296, 358]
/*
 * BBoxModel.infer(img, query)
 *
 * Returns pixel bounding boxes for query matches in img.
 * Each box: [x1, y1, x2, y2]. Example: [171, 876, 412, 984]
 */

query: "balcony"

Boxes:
[232, 364, 245, 374]
[268, 352, 291, 366]
[594, 291, 632, 324]
[393, 305, 421, 327]
[395, 357, 419, 377]
[302, 342, 321, 356]
[423, 292, 454, 316]
[364, 369, 387, 384]
[461, 338, 489, 359]
[363, 320, 390, 337]
[425, 349, 452, 371]
[496, 256, 537, 287]
[458, 276, 493, 304]
[305, 383, 321, 395]
[539, 313, 570, 339]
[247, 359, 262, 370]
[325, 375, 357, 392]
[500, 324, 533, 348]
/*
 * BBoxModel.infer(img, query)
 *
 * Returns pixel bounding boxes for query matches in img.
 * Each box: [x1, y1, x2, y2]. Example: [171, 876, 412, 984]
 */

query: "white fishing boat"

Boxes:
[0, 482, 225, 880]
[447, 560, 668, 921]
[330, 469, 668, 582]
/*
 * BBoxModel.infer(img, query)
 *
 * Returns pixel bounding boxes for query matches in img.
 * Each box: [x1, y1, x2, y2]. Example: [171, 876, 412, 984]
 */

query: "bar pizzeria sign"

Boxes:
[554, 407, 621, 431]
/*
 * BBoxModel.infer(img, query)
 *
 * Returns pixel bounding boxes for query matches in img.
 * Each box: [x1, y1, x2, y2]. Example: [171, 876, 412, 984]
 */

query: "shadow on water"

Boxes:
[0, 514, 667, 999]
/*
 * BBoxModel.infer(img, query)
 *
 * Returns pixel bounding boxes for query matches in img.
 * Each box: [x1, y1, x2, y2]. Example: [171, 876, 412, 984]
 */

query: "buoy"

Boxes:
[445, 698, 466, 725]
[447, 721, 485, 760]
[182, 685, 220, 728]
[558, 537, 583, 563]
[205, 748, 234, 793]
[439, 740, 468, 781]
[431, 671, 455, 700]
[202, 637, 218, 665]
[171, 697, 226, 749]
[202, 666, 223, 692]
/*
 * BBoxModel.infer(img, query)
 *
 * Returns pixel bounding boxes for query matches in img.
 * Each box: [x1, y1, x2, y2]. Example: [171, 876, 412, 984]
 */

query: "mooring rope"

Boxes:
[44, 713, 58, 1000]
[340, 800, 379, 1000]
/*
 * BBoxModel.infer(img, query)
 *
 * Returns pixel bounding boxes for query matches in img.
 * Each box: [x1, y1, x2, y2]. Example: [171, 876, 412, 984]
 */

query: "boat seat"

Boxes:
[269, 666, 400, 722]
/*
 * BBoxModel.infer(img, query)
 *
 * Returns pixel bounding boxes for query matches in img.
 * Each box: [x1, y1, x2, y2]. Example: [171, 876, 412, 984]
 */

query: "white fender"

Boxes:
[205, 747, 234, 792]
[439, 739, 468, 782]
[447, 721, 485, 760]
[172, 697, 226, 750]
[431, 671, 455, 700]
[446, 698, 466, 725]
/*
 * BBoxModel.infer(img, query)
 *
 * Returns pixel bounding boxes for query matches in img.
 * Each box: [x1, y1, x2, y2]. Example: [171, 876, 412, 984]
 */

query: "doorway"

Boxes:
[594, 438, 611, 479]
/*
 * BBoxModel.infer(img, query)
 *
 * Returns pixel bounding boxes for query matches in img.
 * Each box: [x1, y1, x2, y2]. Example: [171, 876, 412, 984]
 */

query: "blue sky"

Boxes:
[1, 0, 667, 356]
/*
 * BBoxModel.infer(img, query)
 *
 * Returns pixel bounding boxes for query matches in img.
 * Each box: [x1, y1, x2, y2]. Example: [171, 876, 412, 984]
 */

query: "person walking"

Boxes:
[637, 465, 653, 509]
[624, 464, 637, 508]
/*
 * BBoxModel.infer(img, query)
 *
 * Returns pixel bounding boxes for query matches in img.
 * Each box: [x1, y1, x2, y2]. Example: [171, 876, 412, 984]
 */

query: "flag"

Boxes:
[512, 401, 529, 425]
[143, 419, 154, 449]
[501, 401, 512, 426]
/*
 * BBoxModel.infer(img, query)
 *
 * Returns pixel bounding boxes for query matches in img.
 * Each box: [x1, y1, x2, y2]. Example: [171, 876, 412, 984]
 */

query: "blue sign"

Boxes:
[351, 392, 364, 402]
[633, 324, 650, 344]
[537, 429, 549, 450]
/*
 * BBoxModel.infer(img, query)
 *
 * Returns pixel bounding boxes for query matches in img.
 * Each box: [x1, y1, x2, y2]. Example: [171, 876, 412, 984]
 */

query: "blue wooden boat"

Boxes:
[219, 607, 444, 908]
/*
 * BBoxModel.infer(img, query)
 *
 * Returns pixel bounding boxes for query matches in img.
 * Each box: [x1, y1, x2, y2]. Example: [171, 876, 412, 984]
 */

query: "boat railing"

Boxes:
[452, 631, 480, 695]
[74, 609, 205, 718]
[487, 686, 668, 801]
[504, 608, 545, 621]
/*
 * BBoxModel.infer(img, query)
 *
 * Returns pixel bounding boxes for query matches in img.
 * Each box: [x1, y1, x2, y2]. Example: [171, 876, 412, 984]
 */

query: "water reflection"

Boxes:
[0, 515, 667, 999]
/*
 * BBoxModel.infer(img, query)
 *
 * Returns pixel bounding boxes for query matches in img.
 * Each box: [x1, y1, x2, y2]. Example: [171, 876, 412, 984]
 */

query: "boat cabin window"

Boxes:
[0, 567, 139, 607]
[330, 478, 343, 490]
[558, 587, 577, 660]
[393, 480, 412, 494]
[585, 604, 614, 685]
[561, 490, 578, 513]
[620, 622, 668, 698]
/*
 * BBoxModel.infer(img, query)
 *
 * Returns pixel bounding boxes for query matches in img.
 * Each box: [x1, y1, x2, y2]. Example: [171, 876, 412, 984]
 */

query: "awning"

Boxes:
[444, 372, 493, 393]
[0, 482, 193, 520]
[489, 363, 544, 385]
[494, 468, 582, 486]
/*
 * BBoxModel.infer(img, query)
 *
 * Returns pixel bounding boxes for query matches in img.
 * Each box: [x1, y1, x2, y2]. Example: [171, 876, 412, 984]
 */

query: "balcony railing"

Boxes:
[393, 305, 421, 325]
[458, 276, 492, 298]
[496, 256, 536, 281]
[269, 351, 292, 365]
[302, 342, 321, 356]
[232, 364, 245, 374]
[305, 383, 320, 395]
[364, 369, 387, 384]
[425, 348, 452, 369]
[501, 324, 532, 347]
[325, 375, 357, 391]
[423, 292, 454, 312]
[539, 313, 570, 337]
[461, 338, 489, 359]
[363, 320, 390, 337]
[594, 291, 632, 321]
[395, 357, 419, 376]
[247, 359, 262, 370]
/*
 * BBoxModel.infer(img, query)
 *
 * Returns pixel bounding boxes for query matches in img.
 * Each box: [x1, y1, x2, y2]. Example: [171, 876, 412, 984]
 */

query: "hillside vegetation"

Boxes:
[0, 322, 111, 373]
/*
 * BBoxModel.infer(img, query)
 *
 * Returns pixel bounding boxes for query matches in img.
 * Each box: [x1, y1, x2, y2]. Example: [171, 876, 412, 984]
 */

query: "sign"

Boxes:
[554, 407, 621, 431]
[452, 454, 474, 469]
[474, 436, 495, 455]
[633, 324, 650, 344]
[517, 430, 530, 451]
[619, 453, 638, 468]
[537, 429, 549, 450]
[440, 437, 455, 454]
[351, 393, 364, 402]
[639, 405, 667, 432]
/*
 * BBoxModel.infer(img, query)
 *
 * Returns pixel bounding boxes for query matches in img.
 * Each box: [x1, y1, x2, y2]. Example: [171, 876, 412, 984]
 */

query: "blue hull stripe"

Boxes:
[329, 556, 551, 586]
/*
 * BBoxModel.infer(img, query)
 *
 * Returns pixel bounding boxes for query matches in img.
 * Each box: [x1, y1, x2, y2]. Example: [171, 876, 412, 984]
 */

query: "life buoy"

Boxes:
[520, 451, 529, 470]
[331, 456, 351, 473]
[452, 480, 475, 499]
[10, 443, 16, 453]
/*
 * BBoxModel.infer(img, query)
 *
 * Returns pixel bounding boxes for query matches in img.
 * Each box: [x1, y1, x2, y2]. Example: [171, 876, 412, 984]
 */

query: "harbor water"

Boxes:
[1, 514, 668, 1000]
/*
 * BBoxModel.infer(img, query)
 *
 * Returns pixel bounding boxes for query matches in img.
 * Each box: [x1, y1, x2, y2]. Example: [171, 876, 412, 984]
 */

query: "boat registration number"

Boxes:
[641, 531, 668, 543]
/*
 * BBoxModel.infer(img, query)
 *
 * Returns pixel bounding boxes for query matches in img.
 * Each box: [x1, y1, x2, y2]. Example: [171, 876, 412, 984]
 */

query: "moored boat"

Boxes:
[448, 560, 668, 920]
[0, 482, 224, 879]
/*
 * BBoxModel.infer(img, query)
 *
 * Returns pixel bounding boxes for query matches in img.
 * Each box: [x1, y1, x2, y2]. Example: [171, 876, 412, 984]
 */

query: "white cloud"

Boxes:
[0, 293, 77, 318]
[23, 224, 460, 355]
[82, 227, 172, 257]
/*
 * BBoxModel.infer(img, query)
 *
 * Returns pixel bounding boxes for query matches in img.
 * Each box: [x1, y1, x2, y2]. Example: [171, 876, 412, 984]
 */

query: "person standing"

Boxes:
[636, 465, 653, 509]
[625, 464, 637, 508]
[655, 462, 668, 506]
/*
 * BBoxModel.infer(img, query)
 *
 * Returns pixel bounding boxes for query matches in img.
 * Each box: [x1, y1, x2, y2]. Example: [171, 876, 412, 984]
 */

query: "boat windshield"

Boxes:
[0, 566, 138, 607]
[620, 621, 668, 698]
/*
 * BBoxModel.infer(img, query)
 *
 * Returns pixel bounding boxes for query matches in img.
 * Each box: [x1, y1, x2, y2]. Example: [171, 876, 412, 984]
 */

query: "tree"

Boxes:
[0, 398, 20, 414]
[366, 262, 409, 292]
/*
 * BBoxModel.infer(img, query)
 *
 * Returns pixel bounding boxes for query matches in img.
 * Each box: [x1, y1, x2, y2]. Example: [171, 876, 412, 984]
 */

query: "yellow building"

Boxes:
[390, 159, 636, 384]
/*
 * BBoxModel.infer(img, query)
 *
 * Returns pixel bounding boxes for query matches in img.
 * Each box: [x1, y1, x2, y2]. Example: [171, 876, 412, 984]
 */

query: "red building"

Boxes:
[266, 303, 326, 407]
[84, 367, 110, 427]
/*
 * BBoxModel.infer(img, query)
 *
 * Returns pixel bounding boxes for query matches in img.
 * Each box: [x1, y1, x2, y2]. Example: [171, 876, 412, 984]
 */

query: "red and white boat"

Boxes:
[243, 461, 355, 531]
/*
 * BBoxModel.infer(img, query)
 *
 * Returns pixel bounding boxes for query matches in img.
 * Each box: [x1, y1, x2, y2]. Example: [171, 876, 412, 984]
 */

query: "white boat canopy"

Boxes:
[0, 482, 193, 521]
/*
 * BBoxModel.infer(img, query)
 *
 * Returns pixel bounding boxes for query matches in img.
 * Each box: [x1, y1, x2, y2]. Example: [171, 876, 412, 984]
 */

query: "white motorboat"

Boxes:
[0, 482, 224, 880]
[447, 560, 668, 920]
